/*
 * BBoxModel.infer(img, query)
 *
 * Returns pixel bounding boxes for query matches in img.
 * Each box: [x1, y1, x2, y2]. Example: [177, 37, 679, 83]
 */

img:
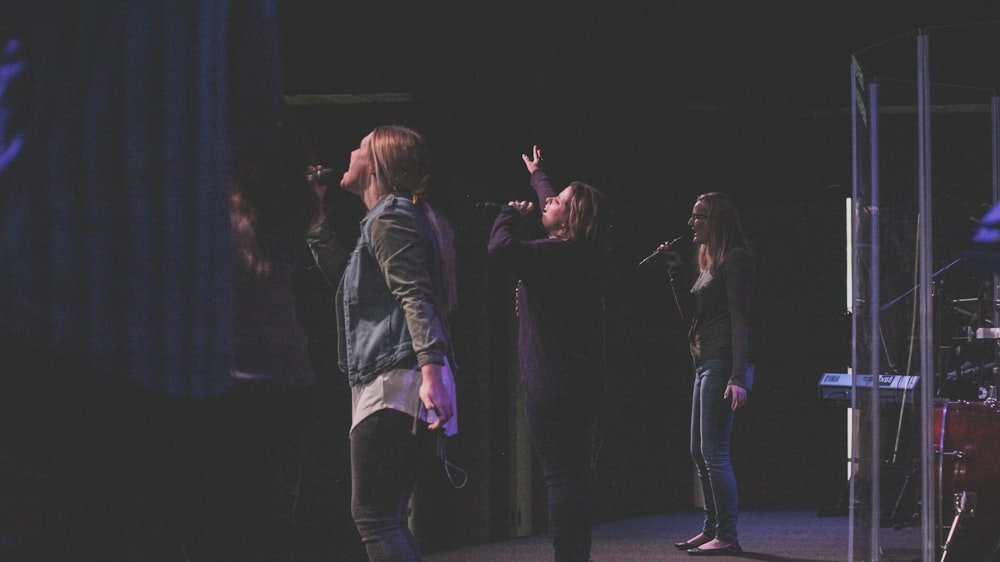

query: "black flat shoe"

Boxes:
[686, 541, 742, 556]
[674, 534, 713, 550]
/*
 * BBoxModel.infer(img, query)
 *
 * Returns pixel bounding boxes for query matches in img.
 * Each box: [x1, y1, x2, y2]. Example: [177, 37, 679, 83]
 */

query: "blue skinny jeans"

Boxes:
[690, 358, 738, 544]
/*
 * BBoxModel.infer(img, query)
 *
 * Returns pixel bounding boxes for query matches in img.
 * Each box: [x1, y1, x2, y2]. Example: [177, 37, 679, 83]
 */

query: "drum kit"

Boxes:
[931, 276, 1000, 560]
[934, 398, 1000, 560]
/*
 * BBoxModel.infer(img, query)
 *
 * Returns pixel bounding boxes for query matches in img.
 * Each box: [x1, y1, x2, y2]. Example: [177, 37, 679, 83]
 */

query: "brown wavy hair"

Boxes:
[565, 181, 610, 253]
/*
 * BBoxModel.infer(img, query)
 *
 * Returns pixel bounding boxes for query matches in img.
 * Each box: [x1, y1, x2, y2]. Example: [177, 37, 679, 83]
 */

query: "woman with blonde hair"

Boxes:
[660, 191, 753, 556]
[335, 125, 457, 561]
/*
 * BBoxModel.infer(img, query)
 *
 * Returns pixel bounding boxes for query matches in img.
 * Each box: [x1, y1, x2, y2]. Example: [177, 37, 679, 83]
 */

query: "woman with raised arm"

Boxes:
[488, 145, 609, 562]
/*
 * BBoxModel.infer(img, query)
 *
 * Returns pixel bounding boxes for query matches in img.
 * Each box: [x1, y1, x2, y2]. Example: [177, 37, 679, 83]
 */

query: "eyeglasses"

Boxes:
[690, 213, 709, 221]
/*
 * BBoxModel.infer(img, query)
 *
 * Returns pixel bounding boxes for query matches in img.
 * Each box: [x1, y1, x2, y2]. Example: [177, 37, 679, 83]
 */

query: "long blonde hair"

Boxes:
[368, 125, 457, 314]
[696, 192, 749, 274]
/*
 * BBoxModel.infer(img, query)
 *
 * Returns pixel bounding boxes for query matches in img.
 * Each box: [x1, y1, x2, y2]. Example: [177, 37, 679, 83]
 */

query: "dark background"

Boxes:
[274, 2, 1000, 556]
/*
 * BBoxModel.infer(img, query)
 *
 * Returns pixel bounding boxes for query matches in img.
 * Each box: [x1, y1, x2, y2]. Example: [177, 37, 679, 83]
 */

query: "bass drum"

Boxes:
[934, 399, 1000, 558]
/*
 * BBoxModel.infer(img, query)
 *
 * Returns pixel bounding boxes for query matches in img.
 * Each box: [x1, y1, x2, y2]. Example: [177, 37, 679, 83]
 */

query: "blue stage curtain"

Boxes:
[0, 0, 282, 398]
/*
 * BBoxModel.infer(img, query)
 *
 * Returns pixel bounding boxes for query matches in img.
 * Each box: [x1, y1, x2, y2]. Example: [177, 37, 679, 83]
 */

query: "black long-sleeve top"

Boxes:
[677, 247, 754, 389]
[487, 170, 606, 402]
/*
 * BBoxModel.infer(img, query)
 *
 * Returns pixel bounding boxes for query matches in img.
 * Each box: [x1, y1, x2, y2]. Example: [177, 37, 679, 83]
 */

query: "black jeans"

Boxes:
[350, 408, 434, 562]
[525, 395, 597, 562]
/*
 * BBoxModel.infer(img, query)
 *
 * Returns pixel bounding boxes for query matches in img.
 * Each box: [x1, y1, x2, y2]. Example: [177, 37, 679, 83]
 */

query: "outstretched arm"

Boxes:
[520, 144, 557, 204]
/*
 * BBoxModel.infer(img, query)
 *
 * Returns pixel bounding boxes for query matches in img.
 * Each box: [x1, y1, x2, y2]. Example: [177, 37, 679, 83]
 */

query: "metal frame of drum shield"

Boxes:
[850, 26, 1000, 562]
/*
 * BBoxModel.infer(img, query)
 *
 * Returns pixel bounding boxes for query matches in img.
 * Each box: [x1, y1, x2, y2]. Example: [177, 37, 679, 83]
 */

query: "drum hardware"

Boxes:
[885, 457, 921, 529]
[975, 327, 1000, 339]
[934, 399, 1000, 560]
[939, 491, 976, 562]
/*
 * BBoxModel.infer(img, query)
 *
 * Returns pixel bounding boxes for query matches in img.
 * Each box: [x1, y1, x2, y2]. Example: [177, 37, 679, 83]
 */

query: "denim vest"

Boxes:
[336, 194, 448, 386]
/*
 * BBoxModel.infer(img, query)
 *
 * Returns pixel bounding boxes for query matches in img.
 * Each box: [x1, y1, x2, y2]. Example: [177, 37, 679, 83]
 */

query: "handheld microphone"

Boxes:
[638, 236, 685, 267]
[475, 201, 505, 209]
[316, 168, 337, 187]
[312, 168, 338, 186]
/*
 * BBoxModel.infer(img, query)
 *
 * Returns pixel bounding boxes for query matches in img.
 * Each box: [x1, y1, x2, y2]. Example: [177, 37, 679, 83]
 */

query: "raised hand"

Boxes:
[521, 144, 543, 174]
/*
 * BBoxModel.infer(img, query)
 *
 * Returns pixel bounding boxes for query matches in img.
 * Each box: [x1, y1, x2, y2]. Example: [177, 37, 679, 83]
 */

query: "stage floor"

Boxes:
[424, 509, 926, 562]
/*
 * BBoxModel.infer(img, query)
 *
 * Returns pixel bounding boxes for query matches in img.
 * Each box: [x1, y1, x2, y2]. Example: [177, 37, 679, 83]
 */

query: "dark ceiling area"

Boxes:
[278, 3, 999, 111]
